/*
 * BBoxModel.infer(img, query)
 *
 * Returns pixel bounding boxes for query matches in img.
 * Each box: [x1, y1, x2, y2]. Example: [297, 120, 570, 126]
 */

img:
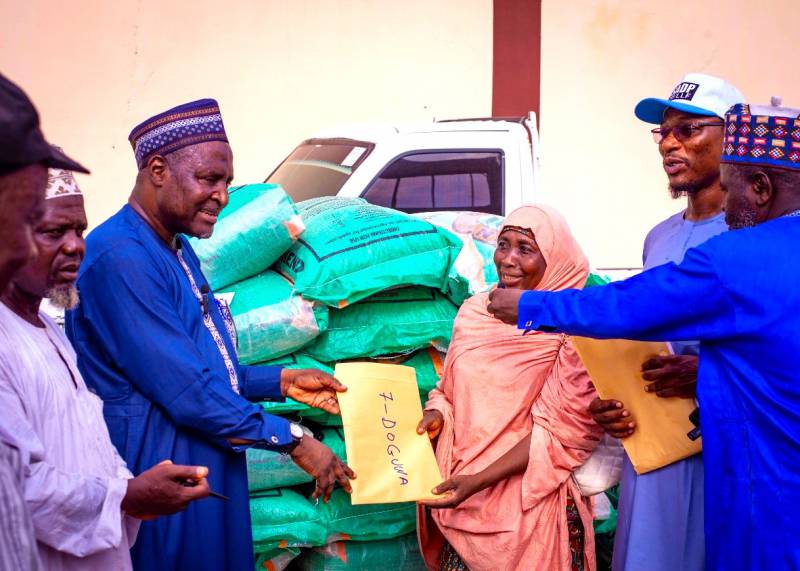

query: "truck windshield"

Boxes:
[265, 139, 371, 203]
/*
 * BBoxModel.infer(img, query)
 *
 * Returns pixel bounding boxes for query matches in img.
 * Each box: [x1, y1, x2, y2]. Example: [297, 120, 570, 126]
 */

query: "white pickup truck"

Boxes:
[264, 114, 540, 216]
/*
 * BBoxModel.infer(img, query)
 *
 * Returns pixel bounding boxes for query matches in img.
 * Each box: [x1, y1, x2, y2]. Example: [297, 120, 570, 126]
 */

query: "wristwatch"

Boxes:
[287, 422, 304, 452]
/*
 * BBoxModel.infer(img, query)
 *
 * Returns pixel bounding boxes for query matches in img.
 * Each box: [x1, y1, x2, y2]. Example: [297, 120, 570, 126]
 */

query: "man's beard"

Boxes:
[668, 183, 701, 199]
[726, 207, 759, 230]
[668, 169, 720, 199]
[47, 285, 79, 310]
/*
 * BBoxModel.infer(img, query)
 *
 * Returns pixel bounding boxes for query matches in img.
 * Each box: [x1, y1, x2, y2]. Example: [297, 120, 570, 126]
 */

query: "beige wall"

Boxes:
[3, 1, 798, 269]
[540, 0, 800, 268]
[0, 0, 493, 228]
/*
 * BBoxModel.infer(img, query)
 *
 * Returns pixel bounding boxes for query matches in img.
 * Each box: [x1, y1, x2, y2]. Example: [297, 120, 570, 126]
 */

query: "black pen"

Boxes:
[180, 478, 229, 501]
[207, 490, 229, 501]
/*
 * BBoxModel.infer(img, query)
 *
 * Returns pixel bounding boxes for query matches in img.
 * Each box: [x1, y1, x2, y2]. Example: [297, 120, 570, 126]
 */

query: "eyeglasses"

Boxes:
[651, 121, 724, 144]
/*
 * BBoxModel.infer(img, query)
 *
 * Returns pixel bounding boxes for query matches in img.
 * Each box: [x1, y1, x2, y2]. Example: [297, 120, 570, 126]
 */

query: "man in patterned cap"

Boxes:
[0, 164, 215, 570]
[487, 99, 800, 570]
[66, 99, 355, 571]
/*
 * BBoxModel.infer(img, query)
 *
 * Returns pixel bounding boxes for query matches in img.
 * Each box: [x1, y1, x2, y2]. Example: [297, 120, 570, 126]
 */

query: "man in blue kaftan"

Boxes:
[66, 99, 354, 571]
[487, 100, 800, 570]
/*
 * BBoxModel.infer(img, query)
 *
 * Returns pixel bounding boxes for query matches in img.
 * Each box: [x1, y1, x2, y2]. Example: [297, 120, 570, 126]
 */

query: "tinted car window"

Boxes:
[361, 151, 503, 214]
[266, 140, 371, 203]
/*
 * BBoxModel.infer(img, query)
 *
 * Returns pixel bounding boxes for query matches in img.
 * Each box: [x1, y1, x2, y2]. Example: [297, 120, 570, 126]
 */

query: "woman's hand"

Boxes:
[416, 410, 445, 439]
[420, 475, 484, 509]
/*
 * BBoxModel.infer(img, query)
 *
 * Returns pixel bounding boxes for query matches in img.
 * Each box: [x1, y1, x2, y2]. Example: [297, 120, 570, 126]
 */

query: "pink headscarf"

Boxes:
[499, 204, 589, 292]
[418, 205, 600, 571]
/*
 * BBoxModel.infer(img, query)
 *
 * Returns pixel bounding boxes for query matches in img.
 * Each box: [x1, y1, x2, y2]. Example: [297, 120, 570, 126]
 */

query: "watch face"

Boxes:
[290, 423, 304, 439]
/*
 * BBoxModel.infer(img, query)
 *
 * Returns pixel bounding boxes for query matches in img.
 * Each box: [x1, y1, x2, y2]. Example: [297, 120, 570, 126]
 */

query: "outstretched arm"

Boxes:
[420, 434, 531, 509]
[491, 246, 739, 343]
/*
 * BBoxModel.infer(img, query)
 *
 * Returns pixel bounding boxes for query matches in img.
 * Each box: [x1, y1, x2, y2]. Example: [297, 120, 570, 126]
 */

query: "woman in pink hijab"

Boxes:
[416, 205, 602, 571]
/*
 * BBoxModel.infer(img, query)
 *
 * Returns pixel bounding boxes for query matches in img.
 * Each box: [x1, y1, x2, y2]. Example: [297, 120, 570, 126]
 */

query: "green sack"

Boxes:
[254, 547, 300, 570]
[221, 270, 328, 364]
[250, 488, 328, 551]
[247, 428, 347, 492]
[295, 534, 426, 570]
[585, 272, 611, 288]
[256, 354, 334, 416]
[316, 489, 417, 543]
[260, 353, 334, 374]
[190, 183, 304, 290]
[275, 197, 462, 308]
[247, 450, 310, 493]
[304, 287, 457, 362]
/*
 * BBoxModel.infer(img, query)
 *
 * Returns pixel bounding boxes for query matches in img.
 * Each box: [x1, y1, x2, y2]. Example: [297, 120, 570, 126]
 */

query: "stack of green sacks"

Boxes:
[247, 425, 424, 570]
[248, 349, 444, 569]
[249, 199, 463, 567]
[203, 195, 467, 369]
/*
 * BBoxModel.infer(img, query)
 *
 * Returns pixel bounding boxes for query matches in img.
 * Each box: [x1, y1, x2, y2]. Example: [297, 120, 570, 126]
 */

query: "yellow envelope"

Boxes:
[570, 337, 702, 474]
[335, 362, 443, 505]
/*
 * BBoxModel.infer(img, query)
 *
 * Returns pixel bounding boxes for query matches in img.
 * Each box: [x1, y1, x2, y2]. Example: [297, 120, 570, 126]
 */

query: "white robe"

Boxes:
[0, 302, 138, 570]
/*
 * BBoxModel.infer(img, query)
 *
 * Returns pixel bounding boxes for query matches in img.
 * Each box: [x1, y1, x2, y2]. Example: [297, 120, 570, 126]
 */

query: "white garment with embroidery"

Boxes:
[0, 302, 138, 570]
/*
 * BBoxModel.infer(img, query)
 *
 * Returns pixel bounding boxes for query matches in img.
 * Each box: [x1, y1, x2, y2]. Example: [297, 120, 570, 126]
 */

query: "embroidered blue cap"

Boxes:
[635, 73, 745, 124]
[128, 98, 229, 170]
[722, 98, 800, 171]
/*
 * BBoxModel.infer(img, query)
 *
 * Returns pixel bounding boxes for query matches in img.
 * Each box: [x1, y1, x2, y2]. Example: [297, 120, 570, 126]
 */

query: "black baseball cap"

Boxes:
[0, 73, 89, 175]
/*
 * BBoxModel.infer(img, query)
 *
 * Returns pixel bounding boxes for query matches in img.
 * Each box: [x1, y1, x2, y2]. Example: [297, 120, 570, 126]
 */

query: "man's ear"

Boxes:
[751, 170, 773, 208]
[146, 155, 170, 188]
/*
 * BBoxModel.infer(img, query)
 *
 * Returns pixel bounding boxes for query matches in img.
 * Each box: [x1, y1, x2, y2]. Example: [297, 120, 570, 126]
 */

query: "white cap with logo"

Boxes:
[635, 73, 745, 124]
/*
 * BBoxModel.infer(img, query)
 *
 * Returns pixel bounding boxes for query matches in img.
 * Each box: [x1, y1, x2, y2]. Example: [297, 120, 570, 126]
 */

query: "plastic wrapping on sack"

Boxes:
[221, 270, 328, 364]
[316, 488, 417, 543]
[249, 488, 327, 551]
[275, 197, 462, 308]
[414, 211, 503, 302]
[304, 287, 458, 362]
[190, 183, 304, 290]
[247, 428, 347, 493]
[295, 534, 426, 570]
[254, 547, 300, 571]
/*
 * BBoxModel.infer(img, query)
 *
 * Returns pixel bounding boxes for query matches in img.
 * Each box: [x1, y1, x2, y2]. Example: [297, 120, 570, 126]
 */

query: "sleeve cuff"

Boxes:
[240, 365, 285, 401]
[232, 415, 294, 452]
[89, 477, 129, 553]
[518, 290, 550, 330]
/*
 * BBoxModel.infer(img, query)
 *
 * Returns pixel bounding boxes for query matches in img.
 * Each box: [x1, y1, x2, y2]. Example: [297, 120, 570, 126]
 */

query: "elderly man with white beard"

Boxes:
[0, 165, 212, 570]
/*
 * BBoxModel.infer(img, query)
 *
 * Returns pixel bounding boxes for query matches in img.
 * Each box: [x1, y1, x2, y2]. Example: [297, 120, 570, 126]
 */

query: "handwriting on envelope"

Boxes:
[335, 362, 443, 505]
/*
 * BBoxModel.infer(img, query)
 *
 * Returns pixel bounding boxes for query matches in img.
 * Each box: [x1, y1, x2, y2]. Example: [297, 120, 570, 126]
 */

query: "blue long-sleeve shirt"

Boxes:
[66, 204, 292, 571]
[516, 216, 800, 571]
